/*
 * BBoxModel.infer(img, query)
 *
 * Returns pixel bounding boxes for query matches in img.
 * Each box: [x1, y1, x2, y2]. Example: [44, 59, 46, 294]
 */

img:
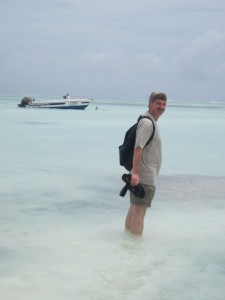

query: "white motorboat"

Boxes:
[18, 95, 92, 110]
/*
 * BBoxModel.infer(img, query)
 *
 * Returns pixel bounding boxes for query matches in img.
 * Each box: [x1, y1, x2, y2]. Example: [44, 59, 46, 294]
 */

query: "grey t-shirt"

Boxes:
[134, 112, 162, 186]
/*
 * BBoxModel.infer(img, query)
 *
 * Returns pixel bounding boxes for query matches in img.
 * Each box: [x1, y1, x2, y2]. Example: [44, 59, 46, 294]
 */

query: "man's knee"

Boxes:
[133, 205, 147, 217]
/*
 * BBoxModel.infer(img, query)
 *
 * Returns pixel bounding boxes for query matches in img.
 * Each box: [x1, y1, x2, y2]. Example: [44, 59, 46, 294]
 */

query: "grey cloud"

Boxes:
[178, 30, 225, 81]
[1, 0, 225, 100]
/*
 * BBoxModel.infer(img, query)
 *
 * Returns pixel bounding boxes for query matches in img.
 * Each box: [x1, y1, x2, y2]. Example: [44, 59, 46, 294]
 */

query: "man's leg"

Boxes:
[125, 204, 147, 235]
[130, 205, 147, 235]
[125, 204, 134, 231]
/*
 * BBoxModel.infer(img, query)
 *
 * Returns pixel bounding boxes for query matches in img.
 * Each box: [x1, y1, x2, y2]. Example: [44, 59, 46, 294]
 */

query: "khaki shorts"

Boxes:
[130, 184, 155, 207]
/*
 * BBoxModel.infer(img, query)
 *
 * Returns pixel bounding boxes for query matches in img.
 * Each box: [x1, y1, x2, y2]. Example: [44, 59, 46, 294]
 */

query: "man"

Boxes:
[125, 91, 167, 235]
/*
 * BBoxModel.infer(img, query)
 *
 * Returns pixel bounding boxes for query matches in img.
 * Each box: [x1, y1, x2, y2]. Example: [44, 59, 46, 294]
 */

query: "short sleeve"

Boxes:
[135, 119, 154, 149]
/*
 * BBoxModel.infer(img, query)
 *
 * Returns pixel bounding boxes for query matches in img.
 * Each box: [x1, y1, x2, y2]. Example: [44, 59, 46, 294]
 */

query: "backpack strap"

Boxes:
[137, 115, 155, 147]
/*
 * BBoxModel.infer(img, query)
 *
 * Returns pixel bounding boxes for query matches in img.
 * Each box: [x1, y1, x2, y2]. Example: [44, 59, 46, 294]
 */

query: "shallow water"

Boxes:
[0, 96, 225, 299]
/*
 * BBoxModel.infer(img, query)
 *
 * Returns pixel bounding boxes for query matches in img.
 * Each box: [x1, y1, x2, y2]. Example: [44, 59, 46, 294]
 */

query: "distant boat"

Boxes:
[18, 95, 92, 110]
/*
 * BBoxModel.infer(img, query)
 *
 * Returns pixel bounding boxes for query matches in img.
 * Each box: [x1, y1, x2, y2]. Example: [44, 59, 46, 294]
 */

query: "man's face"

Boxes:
[149, 99, 167, 120]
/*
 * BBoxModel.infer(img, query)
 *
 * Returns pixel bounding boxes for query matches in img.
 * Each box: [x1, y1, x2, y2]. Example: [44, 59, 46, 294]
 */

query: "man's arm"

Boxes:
[131, 147, 142, 186]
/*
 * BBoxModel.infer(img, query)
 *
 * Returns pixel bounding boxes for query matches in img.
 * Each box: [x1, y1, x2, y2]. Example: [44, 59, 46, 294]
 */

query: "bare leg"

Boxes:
[125, 204, 134, 231]
[130, 205, 147, 235]
[125, 204, 147, 235]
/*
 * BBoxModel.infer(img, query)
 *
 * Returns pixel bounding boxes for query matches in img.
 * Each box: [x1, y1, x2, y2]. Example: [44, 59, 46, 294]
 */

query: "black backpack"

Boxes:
[119, 115, 155, 171]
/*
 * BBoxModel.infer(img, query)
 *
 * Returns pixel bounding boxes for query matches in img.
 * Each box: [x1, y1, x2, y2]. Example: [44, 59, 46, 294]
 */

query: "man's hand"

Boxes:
[131, 173, 140, 186]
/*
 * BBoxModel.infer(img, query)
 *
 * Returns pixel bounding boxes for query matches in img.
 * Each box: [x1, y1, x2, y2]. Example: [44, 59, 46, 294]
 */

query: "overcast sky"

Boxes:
[1, 0, 225, 101]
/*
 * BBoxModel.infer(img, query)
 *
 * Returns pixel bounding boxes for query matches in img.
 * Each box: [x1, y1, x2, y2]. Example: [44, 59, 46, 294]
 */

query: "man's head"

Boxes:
[148, 91, 167, 120]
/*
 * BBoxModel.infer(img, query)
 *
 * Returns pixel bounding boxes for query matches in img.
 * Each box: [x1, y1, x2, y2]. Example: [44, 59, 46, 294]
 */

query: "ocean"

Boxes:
[1, 95, 225, 300]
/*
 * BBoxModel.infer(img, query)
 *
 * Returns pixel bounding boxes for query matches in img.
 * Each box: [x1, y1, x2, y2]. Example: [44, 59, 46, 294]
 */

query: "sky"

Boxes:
[0, 0, 225, 101]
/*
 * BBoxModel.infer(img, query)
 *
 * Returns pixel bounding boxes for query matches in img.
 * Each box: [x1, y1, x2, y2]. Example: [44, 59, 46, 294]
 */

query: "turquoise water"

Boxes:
[0, 95, 225, 300]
